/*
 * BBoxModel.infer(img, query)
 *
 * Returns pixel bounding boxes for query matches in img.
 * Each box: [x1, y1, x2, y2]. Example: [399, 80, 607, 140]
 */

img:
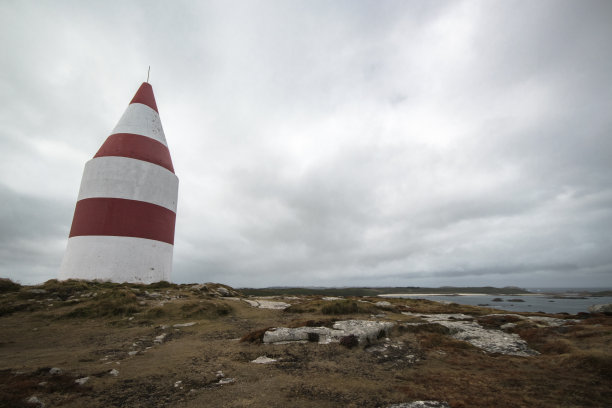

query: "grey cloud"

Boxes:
[1, 1, 611, 288]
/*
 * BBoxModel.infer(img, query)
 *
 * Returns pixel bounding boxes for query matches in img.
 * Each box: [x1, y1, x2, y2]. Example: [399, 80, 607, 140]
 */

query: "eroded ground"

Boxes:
[0, 280, 610, 407]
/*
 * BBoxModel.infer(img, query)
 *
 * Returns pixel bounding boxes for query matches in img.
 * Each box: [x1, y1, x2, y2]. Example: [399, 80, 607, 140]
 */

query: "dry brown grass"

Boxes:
[1, 281, 611, 408]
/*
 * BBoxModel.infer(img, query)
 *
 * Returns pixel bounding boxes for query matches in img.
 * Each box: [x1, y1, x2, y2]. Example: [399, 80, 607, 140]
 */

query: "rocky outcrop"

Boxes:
[243, 299, 291, 310]
[263, 320, 394, 345]
[403, 313, 538, 356]
[589, 303, 612, 314]
[189, 283, 241, 298]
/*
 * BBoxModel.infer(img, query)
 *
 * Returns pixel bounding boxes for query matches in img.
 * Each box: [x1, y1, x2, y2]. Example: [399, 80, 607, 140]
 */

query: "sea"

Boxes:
[381, 288, 612, 314]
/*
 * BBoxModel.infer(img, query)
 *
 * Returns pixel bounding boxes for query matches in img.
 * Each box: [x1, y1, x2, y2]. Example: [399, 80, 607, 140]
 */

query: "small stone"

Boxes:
[128, 351, 138, 356]
[387, 402, 451, 408]
[173, 322, 197, 328]
[75, 377, 89, 385]
[218, 377, 235, 385]
[49, 367, 62, 375]
[38, 382, 47, 387]
[26, 396, 45, 407]
[109, 369, 119, 376]
[251, 356, 277, 364]
[154, 333, 167, 344]
[174, 380, 182, 388]
[215, 371, 224, 379]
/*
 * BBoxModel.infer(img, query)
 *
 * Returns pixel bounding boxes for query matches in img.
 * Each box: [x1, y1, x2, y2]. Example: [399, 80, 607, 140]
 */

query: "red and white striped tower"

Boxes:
[59, 82, 178, 283]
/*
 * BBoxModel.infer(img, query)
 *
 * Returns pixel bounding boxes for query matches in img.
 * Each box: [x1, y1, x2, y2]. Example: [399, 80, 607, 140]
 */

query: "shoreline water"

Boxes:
[379, 293, 612, 314]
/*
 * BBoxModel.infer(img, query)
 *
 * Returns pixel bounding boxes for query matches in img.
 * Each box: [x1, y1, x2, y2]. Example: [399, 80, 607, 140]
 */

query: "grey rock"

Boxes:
[109, 368, 119, 376]
[75, 377, 89, 385]
[48, 367, 62, 375]
[403, 313, 538, 356]
[263, 320, 394, 345]
[173, 322, 197, 328]
[388, 402, 450, 408]
[244, 299, 291, 310]
[251, 356, 277, 364]
[26, 396, 45, 407]
[216, 287, 230, 296]
[589, 303, 612, 314]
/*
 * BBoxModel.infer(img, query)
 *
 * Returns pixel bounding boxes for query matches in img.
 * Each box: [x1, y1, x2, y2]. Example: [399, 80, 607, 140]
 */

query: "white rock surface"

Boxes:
[244, 299, 291, 310]
[173, 322, 197, 328]
[75, 377, 89, 385]
[27, 396, 45, 407]
[388, 402, 450, 408]
[109, 368, 119, 376]
[589, 303, 612, 314]
[263, 320, 394, 345]
[251, 356, 277, 364]
[403, 313, 539, 356]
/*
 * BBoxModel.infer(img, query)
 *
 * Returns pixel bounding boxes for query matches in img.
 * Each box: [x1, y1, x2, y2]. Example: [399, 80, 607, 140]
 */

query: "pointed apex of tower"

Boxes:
[130, 82, 158, 113]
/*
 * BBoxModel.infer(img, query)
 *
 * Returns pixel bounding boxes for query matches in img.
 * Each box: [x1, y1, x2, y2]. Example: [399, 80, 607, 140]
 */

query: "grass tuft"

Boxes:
[321, 300, 375, 315]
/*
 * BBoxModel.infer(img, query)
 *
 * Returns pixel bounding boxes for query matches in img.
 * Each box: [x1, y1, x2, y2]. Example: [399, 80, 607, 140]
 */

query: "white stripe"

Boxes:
[59, 236, 173, 283]
[77, 156, 178, 212]
[111, 103, 168, 146]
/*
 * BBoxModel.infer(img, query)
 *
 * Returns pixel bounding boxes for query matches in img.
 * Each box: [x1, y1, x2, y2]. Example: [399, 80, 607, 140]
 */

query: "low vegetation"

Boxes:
[0, 279, 610, 407]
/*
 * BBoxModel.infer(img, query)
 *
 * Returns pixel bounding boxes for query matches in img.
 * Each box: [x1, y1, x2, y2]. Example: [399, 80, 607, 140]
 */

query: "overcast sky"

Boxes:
[1, 0, 611, 288]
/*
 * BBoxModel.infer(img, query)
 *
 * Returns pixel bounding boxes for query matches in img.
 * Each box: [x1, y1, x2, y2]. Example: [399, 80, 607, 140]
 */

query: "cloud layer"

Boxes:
[1, 0, 611, 287]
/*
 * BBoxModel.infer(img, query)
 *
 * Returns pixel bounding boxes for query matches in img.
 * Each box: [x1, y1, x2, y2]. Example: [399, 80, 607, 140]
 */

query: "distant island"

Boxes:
[240, 286, 531, 297]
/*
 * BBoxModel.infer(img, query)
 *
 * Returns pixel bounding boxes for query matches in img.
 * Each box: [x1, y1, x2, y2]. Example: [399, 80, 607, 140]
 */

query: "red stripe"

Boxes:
[94, 133, 175, 173]
[130, 82, 159, 113]
[69, 198, 176, 244]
